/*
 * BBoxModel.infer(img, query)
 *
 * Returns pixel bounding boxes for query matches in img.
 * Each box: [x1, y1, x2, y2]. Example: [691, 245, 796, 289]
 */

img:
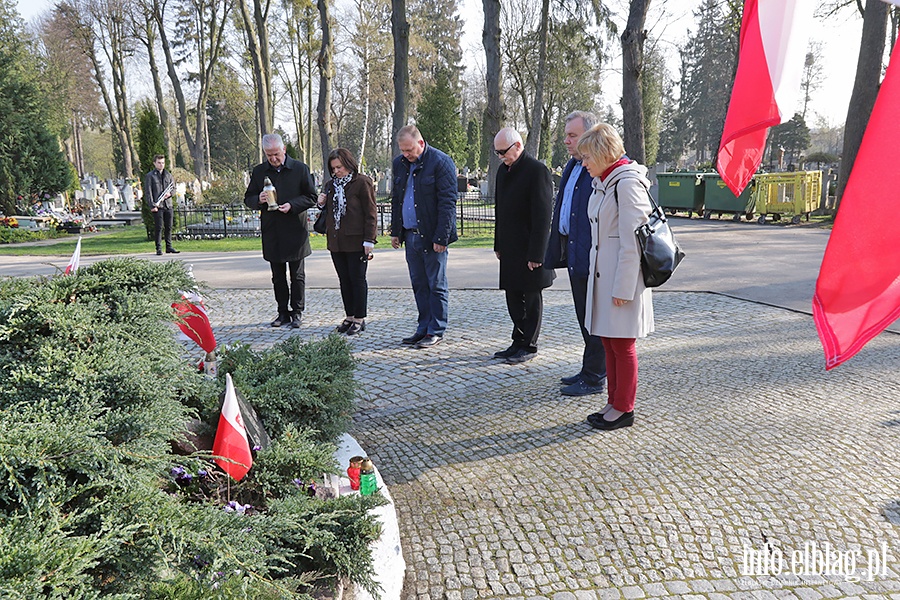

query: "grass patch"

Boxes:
[0, 224, 496, 255]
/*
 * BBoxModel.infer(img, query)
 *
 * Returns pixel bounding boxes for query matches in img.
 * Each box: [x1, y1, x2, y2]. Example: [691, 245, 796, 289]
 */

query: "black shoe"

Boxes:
[416, 334, 442, 348]
[290, 313, 302, 329]
[402, 332, 427, 345]
[506, 348, 536, 364]
[588, 411, 634, 431]
[561, 380, 606, 397]
[493, 344, 520, 359]
[166, 248, 180, 254]
[271, 313, 290, 327]
[560, 373, 582, 385]
[156, 249, 163, 256]
[336, 319, 353, 334]
[346, 320, 365, 336]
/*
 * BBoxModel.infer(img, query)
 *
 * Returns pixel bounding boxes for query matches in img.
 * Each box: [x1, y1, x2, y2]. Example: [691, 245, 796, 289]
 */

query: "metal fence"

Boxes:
[170, 192, 496, 240]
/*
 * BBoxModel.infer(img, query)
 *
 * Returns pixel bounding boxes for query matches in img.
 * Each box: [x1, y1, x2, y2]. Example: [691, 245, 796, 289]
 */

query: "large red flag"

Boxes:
[813, 42, 900, 370]
[716, 0, 814, 196]
[213, 373, 253, 481]
[64, 236, 82, 275]
[172, 290, 217, 353]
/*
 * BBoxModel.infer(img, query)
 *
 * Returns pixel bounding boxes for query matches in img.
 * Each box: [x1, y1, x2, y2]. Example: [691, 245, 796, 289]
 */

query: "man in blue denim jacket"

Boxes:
[544, 111, 607, 396]
[390, 125, 458, 348]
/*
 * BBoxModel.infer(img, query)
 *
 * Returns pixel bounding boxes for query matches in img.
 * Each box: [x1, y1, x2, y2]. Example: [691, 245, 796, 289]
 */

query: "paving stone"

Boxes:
[205, 289, 900, 600]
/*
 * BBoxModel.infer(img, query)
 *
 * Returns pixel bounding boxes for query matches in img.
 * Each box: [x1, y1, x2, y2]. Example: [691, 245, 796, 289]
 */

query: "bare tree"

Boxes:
[133, 4, 173, 166]
[317, 0, 334, 175]
[237, 0, 273, 147]
[799, 42, 824, 121]
[621, 0, 650, 164]
[483, 0, 503, 196]
[152, 0, 232, 180]
[836, 0, 888, 206]
[524, 0, 549, 157]
[390, 0, 409, 157]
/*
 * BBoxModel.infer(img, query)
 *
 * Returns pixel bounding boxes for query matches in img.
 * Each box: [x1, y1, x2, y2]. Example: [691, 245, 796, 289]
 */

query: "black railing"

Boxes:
[171, 193, 496, 240]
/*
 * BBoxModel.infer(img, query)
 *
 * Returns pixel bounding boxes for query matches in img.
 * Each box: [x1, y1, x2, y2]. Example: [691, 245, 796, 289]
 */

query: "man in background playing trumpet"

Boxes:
[144, 154, 179, 255]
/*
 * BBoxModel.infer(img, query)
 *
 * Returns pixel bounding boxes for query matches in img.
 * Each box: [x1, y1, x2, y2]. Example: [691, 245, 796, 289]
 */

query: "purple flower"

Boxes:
[292, 478, 304, 488]
[252, 445, 261, 451]
[198, 470, 208, 478]
[170, 466, 186, 478]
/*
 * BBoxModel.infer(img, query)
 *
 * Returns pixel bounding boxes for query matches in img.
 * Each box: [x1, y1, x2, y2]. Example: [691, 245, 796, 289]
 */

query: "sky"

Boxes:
[16, 0, 864, 128]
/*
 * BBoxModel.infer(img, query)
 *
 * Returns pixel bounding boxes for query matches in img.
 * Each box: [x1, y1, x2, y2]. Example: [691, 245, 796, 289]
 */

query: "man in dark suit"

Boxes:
[544, 111, 607, 396]
[244, 133, 317, 329]
[493, 127, 555, 364]
[144, 154, 178, 256]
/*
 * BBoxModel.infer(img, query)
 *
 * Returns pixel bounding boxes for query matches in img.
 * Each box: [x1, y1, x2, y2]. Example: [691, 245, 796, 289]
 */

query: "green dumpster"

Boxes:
[701, 174, 756, 221]
[656, 172, 704, 218]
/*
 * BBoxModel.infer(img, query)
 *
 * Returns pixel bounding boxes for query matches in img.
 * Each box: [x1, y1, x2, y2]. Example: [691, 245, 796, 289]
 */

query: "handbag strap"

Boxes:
[611, 177, 666, 219]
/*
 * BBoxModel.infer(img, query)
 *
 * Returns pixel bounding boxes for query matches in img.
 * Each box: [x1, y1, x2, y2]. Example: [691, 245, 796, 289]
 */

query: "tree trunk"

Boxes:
[238, 0, 273, 145]
[525, 0, 550, 158]
[144, 18, 172, 166]
[482, 0, 503, 198]
[621, 0, 650, 164]
[836, 0, 888, 207]
[391, 0, 409, 158]
[317, 0, 334, 176]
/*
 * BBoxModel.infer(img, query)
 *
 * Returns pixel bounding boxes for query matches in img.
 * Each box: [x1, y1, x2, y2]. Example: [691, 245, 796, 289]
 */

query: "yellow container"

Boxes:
[752, 171, 822, 224]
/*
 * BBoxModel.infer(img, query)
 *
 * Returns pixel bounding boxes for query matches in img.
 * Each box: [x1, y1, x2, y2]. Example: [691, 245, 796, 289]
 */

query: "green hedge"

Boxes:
[0, 258, 384, 599]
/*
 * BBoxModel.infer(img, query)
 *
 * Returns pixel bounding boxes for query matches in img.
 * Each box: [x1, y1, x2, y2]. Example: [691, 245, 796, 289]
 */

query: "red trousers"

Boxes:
[601, 337, 638, 412]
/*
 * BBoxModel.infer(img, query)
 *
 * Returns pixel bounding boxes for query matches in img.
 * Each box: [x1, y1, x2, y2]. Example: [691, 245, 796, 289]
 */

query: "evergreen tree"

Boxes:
[136, 101, 166, 176]
[465, 118, 482, 170]
[0, 0, 72, 215]
[769, 113, 811, 168]
[415, 70, 466, 166]
[677, 0, 740, 163]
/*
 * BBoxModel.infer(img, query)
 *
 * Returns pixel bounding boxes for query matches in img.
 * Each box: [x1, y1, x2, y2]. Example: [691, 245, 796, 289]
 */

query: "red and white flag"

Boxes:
[64, 236, 82, 275]
[716, 0, 815, 196]
[813, 41, 900, 370]
[172, 290, 217, 353]
[213, 373, 253, 481]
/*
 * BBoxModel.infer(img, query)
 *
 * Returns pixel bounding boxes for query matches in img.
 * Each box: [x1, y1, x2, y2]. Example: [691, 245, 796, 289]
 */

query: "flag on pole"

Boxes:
[172, 290, 217, 353]
[64, 236, 82, 275]
[716, 0, 815, 196]
[813, 42, 900, 370]
[213, 373, 253, 481]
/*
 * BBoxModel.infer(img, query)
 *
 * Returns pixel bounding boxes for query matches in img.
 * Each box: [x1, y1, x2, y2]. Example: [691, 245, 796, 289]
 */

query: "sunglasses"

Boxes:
[494, 143, 516, 157]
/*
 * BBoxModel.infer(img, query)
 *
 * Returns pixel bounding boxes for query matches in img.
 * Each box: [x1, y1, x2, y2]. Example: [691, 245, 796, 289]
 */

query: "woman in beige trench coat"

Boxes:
[577, 123, 654, 431]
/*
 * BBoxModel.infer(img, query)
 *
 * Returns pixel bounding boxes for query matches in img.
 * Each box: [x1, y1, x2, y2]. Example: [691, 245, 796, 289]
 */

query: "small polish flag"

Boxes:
[64, 236, 82, 275]
[213, 373, 253, 481]
[172, 290, 217, 353]
[716, 0, 815, 196]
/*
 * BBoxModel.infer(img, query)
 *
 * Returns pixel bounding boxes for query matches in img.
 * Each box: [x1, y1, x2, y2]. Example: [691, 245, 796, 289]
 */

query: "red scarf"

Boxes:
[599, 157, 632, 182]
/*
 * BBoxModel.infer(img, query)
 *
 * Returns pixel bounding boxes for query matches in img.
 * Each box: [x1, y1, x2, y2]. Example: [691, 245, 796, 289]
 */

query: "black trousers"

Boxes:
[153, 207, 174, 251]
[330, 251, 369, 319]
[505, 289, 543, 353]
[570, 274, 607, 385]
[270, 259, 306, 316]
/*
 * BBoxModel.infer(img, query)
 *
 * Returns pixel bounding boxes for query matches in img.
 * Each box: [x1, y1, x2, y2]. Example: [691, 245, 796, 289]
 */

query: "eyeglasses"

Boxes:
[494, 143, 516, 157]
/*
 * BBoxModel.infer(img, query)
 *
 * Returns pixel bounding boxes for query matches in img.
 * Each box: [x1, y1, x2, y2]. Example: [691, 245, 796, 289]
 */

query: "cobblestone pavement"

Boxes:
[206, 287, 900, 600]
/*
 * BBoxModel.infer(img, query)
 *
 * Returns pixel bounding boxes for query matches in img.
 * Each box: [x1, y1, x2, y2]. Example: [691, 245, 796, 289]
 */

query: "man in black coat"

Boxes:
[244, 133, 317, 328]
[493, 127, 555, 364]
[144, 154, 178, 255]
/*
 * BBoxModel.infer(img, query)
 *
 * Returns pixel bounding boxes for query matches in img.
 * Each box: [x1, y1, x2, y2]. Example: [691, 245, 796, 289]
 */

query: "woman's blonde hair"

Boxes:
[576, 123, 625, 167]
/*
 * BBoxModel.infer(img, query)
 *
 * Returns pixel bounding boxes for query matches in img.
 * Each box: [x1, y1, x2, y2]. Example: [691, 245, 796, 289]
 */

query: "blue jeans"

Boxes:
[404, 231, 449, 336]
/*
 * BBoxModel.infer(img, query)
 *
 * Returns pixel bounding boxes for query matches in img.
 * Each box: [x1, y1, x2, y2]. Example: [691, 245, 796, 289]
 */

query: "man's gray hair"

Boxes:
[565, 111, 598, 131]
[494, 127, 523, 146]
[262, 133, 284, 149]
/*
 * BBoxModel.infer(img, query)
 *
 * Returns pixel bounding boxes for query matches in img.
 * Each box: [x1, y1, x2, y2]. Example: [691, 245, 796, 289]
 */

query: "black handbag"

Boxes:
[313, 207, 327, 234]
[615, 180, 685, 288]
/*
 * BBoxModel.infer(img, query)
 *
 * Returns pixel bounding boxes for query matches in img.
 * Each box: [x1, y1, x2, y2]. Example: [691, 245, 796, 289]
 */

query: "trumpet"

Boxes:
[154, 182, 175, 208]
